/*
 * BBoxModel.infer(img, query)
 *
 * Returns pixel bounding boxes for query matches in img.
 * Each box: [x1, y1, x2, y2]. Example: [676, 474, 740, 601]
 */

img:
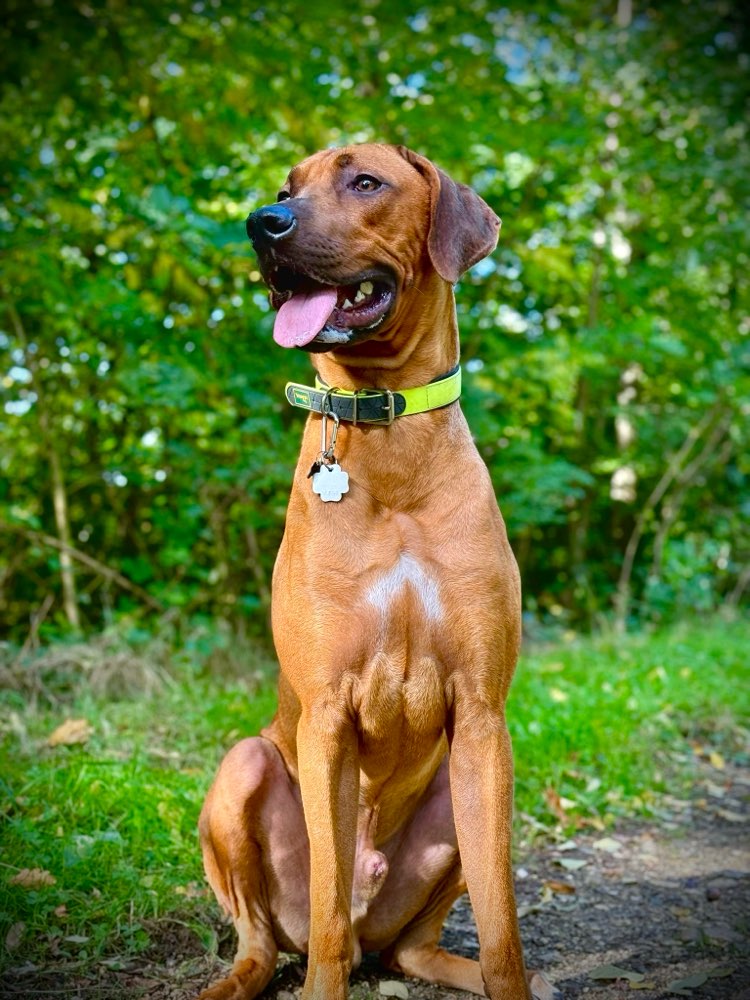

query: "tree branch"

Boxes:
[614, 402, 728, 629]
[5, 523, 165, 613]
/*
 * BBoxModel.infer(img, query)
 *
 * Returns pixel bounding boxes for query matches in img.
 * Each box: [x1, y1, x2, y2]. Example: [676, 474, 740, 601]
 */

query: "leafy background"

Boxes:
[1, 0, 748, 644]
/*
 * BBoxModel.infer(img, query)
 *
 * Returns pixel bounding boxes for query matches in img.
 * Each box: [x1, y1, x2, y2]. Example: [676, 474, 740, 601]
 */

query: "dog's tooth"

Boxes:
[360, 280, 374, 295]
[354, 290, 366, 303]
[342, 297, 354, 309]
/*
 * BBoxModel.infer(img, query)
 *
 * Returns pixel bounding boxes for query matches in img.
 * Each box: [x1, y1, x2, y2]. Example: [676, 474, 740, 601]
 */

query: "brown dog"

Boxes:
[198, 144, 559, 1000]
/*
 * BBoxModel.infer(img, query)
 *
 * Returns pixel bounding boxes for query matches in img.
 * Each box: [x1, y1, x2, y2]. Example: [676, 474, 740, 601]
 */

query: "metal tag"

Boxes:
[311, 463, 349, 502]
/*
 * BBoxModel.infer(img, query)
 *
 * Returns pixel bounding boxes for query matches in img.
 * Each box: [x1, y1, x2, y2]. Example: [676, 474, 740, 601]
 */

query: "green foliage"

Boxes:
[1, 0, 748, 638]
[1, 619, 746, 969]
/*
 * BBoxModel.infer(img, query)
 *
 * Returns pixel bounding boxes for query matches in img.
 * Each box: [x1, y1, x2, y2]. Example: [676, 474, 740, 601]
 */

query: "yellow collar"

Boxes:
[284, 365, 461, 425]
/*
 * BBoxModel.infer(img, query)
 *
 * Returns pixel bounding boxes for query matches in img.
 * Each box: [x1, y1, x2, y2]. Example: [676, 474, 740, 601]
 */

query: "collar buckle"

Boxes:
[354, 389, 396, 427]
[376, 389, 395, 425]
[348, 387, 395, 425]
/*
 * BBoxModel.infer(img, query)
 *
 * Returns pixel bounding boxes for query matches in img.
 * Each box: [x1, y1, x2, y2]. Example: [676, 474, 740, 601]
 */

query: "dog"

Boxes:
[198, 143, 559, 1000]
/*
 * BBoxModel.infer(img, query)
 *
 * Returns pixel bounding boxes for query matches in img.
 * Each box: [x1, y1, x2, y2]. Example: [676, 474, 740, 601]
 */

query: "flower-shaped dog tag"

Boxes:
[311, 463, 349, 502]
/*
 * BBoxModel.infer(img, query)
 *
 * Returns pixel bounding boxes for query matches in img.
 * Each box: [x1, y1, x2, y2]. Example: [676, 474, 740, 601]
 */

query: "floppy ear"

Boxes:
[396, 146, 501, 284]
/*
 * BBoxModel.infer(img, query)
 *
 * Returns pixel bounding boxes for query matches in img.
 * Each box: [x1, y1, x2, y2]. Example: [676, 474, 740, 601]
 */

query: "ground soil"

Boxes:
[2, 765, 747, 1000]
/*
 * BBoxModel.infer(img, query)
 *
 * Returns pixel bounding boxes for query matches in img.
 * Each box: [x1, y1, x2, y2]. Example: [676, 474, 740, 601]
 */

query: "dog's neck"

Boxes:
[294, 278, 472, 510]
[313, 275, 459, 392]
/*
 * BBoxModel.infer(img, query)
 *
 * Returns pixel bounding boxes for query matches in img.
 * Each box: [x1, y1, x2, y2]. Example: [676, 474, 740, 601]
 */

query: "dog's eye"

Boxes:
[276, 191, 291, 202]
[352, 175, 382, 193]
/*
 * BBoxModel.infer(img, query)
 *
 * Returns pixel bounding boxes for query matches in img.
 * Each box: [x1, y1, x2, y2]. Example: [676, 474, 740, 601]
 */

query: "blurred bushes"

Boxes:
[0, 0, 747, 642]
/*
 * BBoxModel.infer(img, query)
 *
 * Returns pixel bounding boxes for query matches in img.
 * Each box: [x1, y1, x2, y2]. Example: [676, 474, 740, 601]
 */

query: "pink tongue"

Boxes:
[273, 288, 338, 348]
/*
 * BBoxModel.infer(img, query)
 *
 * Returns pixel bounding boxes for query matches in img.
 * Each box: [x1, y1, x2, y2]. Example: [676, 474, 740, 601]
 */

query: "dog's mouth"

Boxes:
[267, 267, 396, 350]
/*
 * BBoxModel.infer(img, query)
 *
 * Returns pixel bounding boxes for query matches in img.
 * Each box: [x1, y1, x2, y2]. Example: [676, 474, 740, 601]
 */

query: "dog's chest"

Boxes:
[351, 553, 451, 741]
[354, 647, 447, 744]
[362, 552, 443, 622]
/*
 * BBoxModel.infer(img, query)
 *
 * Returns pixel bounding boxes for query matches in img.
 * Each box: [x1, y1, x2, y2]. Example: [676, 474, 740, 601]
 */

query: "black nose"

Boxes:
[246, 204, 297, 244]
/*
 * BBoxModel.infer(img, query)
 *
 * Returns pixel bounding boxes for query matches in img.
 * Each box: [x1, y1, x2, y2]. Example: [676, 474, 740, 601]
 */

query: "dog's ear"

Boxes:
[396, 146, 501, 284]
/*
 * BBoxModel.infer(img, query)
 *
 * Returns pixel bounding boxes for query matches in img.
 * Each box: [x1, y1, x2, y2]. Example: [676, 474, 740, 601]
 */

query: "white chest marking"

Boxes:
[365, 554, 442, 621]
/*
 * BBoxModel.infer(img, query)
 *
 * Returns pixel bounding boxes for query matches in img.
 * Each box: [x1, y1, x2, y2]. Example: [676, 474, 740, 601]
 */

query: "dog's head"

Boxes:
[246, 143, 500, 352]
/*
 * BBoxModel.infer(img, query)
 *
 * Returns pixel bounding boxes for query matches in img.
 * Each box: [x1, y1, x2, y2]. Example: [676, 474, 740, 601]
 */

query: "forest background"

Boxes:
[1, 0, 748, 646]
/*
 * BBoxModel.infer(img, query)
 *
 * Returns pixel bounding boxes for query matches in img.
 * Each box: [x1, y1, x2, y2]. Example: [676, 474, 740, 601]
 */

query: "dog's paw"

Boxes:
[198, 979, 245, 1000]
[528, 969, 563, 1000]
[198, 958, 274, 1000]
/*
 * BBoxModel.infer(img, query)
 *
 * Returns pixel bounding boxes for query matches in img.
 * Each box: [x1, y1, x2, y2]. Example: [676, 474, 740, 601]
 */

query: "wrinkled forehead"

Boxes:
[286, 143, 422, 190]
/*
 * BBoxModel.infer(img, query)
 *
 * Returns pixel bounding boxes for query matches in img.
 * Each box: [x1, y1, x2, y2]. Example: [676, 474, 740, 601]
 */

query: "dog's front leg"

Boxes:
[450, 703, 531, 1000]
[297, 701, 359, 1000]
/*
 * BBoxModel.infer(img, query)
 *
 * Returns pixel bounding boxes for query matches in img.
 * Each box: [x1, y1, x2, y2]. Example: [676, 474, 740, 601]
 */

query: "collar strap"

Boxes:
[284, 364, 461, 425]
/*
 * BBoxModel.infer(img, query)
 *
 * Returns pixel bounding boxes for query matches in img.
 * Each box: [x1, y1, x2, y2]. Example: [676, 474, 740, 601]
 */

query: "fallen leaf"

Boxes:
[592, 836, 623, 854]
[714, 807, 745, 823]
[704, 780, 726, 798]
[9, 868, 56, 888]
[100, 958, 127, 970]
[543, 879, 576, 895]
[5, 922, 24, 951]
[667, 972, 709, 990]
[174, 881, 208, 899]
[544, 787, 567, 821]
[708, 750, 725, 770]
[47, 718, 93, 747]
[707, 966, 734, 978]
[63, 934, 90, 944]
[543, 787, 581, 825]
[589, 964, 645, 983]
[663, 794, 691, 811]
[555, 858, 587, 871]
[583, 815, 606, 831]
[379, 981, 409, 998]
[54, 904, 68, 918]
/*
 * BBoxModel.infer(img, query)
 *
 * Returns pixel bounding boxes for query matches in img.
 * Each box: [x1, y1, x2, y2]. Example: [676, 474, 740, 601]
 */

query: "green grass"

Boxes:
[1, 617, 747, 973]
[510, 618, 749, 827]
[0, 664, 277, 973]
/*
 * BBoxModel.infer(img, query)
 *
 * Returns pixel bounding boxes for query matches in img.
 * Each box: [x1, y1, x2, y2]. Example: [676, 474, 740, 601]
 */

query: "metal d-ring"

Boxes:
[384, 389, 395, 424]
[320, 387, 340, 461]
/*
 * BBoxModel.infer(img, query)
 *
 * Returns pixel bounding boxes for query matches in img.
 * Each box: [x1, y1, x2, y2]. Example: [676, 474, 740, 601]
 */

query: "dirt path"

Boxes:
[3, 768, 747, 1000]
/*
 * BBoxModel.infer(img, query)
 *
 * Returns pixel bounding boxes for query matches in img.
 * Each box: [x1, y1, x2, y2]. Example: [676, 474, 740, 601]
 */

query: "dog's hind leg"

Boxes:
[197, 896, 276, 1000]
[381, 859, 487, 995]
[381, 860, 560, 1000]
[364, 759, 484, 995]
[198, 737, 309, 1000]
